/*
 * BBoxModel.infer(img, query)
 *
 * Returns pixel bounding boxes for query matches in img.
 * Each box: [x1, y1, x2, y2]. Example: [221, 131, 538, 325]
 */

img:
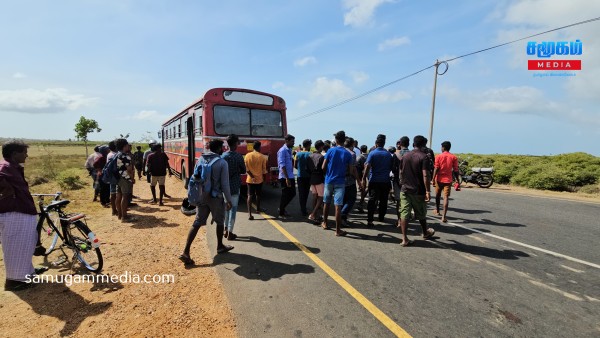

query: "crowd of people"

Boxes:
[85, 139, 173, 222]
[0, 133, 459, 287]
[179, 131, 460, 265]
[275, 131, 459, 245]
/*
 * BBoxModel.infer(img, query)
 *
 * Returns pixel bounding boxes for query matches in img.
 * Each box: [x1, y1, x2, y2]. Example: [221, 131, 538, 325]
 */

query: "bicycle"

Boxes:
[33, 192, 103, 273]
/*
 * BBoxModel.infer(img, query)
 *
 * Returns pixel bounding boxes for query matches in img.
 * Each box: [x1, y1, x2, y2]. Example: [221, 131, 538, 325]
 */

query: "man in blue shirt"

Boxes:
[295, 139, 312, 216]
[362, 135, 393, 227]
[322, 131, 362, 236]
[277, 134, 296, 219]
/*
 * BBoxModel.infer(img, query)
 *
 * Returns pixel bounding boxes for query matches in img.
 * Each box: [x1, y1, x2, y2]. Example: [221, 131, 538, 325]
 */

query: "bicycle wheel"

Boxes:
[39, 213, 60, 255]
[68, 220, 103, 273]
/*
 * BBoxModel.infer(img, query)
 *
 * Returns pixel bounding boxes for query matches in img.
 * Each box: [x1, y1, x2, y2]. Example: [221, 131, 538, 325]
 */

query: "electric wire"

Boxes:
[291, 16, 600, 122]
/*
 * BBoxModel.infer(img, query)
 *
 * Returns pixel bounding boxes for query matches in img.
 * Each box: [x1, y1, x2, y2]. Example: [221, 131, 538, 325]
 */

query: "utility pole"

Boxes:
[428, 60, 448, 149]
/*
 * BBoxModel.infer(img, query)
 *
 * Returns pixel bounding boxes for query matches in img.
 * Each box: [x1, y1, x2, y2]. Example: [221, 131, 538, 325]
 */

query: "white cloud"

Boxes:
[371, 90, 411, 103]
[0, 88, 96, 114]
[444, 85, 599, 128]
[350, 70, 369, 84]
[343, 0, 390, 27]
[378, 36, 410, 51]
[502, 0, 600, 25]
[12, 72, 26, 79]
[310, 77, 353, 102]
[294, 56, 317, 67]
[124, 110, 168, 123]
[474, 86, 550, 114]
[497, 0, 600, 100]
[297, 99, 309, 108]
[272, 82, 286, 90]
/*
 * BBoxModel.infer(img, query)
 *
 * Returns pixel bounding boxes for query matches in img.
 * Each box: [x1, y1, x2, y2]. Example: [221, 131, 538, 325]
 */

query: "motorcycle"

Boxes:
[458, 160, 494, 188]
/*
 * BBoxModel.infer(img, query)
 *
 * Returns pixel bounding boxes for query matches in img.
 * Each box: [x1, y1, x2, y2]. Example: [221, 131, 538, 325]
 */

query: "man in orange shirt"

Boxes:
[245, 141, 267, 220]
[432, 141, 459, 223]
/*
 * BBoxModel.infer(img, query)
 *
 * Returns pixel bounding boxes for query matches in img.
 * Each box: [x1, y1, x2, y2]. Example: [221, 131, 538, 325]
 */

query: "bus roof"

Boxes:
[162, 87, 285, 126]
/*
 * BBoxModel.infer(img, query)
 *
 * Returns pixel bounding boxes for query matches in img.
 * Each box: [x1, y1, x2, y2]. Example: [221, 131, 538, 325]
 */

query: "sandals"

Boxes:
[217, 245, 234, 254]
[423, 228, 436, 239]
[178, 254, 195, 266]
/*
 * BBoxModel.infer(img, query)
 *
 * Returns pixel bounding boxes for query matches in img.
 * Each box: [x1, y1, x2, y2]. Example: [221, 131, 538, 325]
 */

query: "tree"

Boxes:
[74, 116, 101, 157]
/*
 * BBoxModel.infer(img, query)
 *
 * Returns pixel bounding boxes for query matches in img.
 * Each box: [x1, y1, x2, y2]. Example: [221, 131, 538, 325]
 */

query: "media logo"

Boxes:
[526, 40, 582, 71]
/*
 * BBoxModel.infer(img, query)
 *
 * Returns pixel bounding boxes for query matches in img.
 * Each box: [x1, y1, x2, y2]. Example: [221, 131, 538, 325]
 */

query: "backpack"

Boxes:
[187, 156, 221, 206]
[102, 152, 121, 185]
[424, 147, 435, 177]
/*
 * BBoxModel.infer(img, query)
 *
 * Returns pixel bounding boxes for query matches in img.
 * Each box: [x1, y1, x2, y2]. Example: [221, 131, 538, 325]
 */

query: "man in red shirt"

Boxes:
[432, 141, 459, 223]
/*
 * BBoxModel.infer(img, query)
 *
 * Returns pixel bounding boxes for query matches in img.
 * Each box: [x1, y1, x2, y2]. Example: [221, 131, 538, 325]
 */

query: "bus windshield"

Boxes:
[214, 105, 282, 137]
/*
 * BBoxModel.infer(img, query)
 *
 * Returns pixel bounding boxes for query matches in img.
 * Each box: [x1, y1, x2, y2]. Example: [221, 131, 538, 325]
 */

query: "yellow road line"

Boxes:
[262, 213, 411, 337]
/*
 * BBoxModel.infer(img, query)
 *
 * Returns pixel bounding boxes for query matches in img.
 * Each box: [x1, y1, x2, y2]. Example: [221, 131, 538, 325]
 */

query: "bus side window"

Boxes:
[196, 114, 202, 136]
[194, 107, 203, 136]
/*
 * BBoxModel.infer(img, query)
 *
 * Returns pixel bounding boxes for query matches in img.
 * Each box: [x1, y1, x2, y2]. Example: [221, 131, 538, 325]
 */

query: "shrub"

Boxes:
[578, 184, 600, 195]
[56, 169, 85, 190]
[30, 176, 49, 186]
[38, 144, 58, 179]
[455, 152, 600, 192]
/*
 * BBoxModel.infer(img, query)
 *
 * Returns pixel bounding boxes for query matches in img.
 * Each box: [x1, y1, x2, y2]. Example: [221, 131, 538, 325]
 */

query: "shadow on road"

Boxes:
[333, 230, 401, 244]
[451, 207, 492, 215]
[429, 226, 530, 260]
[448, 215, 526, 228]
[438, 239, 529, 260]
[212, 252, 315, 281]
[14, 282, 113, 336]
[235, 235, 321, 253]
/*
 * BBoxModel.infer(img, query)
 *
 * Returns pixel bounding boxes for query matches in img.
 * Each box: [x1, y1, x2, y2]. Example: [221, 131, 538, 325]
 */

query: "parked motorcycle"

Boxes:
[458, 160, 494, 188]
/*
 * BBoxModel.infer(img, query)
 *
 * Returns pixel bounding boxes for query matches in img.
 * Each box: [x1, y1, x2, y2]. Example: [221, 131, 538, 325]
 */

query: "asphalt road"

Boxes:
[202, 185, 600, 337]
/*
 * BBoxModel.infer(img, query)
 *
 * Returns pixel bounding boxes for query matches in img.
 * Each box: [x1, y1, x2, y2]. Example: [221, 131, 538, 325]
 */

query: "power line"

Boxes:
[443, 16, 600, 63]
[290, 64, 435, 121]
[291, 16, 600, 122]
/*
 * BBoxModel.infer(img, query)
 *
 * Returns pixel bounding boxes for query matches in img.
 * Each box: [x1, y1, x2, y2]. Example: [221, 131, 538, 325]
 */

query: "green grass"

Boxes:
[455, 152, 600, 193]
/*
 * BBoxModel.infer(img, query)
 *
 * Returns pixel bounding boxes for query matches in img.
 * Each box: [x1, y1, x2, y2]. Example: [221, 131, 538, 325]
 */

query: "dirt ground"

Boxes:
[0, 172, 598, 337]
[0, 175, 237, 337]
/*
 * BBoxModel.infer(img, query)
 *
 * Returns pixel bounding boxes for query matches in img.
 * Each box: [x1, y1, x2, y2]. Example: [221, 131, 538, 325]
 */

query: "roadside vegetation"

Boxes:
[456, 152, 600, 194]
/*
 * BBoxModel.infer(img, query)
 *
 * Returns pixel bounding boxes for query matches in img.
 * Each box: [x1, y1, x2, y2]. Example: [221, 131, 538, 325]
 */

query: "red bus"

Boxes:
[161, 88, 287, 188]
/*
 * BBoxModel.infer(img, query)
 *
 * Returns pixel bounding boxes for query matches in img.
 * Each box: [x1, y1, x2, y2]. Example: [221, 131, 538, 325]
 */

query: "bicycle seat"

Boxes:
[45, 199, 70, 211]
[61, 213, 85, 222]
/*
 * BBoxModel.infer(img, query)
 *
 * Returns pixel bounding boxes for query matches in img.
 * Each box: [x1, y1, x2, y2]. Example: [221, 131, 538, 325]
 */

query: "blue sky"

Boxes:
[1, 0, 598, 155]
